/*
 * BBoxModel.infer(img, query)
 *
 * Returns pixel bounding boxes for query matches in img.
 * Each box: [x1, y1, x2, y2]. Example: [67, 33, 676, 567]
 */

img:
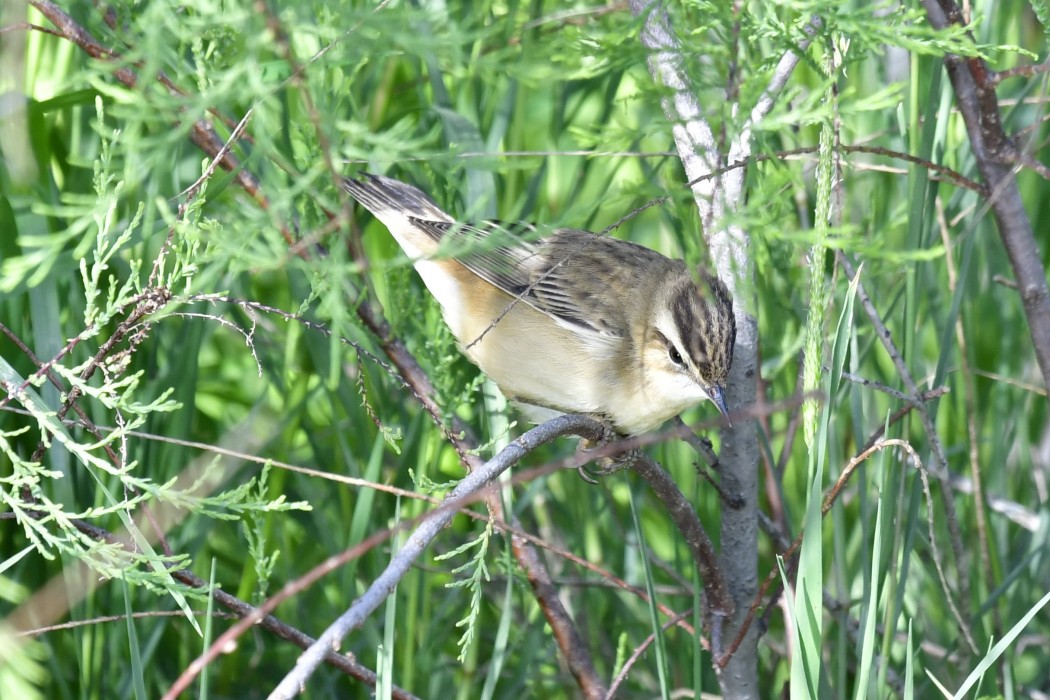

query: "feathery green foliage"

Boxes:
[1, 0, 1048, 697]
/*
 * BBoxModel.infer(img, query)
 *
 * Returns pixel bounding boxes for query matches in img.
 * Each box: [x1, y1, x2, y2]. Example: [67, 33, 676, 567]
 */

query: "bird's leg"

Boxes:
[591, 448, 644, 476]
[576, 417, 642, 480]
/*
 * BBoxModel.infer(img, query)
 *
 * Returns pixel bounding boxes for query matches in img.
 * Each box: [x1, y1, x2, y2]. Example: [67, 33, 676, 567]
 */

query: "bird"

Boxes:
[342, 173, 735, 436]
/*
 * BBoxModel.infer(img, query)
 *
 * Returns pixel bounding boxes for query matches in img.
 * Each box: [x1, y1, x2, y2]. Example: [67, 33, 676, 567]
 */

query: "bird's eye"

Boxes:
[668, 345, 685, 367]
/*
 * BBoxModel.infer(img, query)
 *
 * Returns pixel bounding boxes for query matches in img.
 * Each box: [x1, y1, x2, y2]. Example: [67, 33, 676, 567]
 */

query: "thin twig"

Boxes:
[603, 608, 694, 699]
[923, 0, 1050, 398]
[842, 372, 950, 406]
[267, 414, 606, 699]
[988, 59, 1050, 86]
[834, 251, 975, 655]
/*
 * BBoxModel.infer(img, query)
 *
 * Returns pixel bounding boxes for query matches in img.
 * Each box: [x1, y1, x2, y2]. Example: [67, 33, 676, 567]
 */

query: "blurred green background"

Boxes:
[1, 0, 1048, 697]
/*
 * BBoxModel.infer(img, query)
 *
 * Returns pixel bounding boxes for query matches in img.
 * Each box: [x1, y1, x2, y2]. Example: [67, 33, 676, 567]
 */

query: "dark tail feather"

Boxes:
[342, 173, 451, 222]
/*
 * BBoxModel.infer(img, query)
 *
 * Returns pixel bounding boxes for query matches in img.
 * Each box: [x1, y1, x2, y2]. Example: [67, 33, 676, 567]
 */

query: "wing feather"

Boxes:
[405, 219, 681, 341]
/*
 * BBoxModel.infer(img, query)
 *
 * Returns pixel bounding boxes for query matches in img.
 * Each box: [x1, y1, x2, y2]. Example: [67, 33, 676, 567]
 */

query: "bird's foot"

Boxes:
[580, 449, 643, 478]
[576, 418, 641, 480]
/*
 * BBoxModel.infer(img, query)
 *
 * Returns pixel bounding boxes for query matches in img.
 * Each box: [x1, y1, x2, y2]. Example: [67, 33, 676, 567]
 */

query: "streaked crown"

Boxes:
[672, 272, 735, 384]
[647, 270, 736, 418]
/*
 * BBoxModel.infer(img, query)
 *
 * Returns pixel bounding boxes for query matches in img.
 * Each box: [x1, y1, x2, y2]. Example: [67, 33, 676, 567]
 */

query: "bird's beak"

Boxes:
[709, 385, 731, 425]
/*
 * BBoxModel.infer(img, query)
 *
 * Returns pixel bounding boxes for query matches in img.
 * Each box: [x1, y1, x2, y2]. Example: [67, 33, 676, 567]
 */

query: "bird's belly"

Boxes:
[461, 303, 698, 434]
[463, 314, 607, 416]
[407, 262, 600, 413]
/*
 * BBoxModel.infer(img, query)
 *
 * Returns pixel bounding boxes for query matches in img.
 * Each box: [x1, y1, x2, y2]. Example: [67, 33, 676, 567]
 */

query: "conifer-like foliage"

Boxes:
[1, 1, 1048, 698]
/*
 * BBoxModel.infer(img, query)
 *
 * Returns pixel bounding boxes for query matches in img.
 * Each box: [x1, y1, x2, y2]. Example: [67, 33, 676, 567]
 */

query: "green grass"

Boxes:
[1, 0, 1049, 698]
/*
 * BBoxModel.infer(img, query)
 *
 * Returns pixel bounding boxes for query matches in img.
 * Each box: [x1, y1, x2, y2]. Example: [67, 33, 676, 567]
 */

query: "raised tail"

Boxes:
[342, 173, 454, 225]
[342, 173, 472, 332]
[342, 173, 456, 259]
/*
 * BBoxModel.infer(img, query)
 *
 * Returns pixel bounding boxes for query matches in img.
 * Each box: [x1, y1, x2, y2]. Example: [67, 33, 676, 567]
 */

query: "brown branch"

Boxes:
[0, 20, 63, 38]
[924, 0, 1050, 398]
[629, 454, 734, 634]
[512, 528, 607, 699]
[989, 59, 1050, 86]
[1014, 149, 1050, 180]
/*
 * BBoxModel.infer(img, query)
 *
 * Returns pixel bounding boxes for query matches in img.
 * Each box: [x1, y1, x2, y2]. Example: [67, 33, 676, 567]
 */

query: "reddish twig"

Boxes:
[988, 59, 1050, 86]
[923, 0, 1050, 398]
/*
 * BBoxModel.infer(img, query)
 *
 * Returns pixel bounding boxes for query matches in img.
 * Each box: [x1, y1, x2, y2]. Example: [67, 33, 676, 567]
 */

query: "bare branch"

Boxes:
[268, 414, 606, 699]
[511, 526, 608, 699]
[628, 2, 817, 692]
[729, 16, 823, 168]
[923, 0, 1050, 397]
[988, 58, 1050, 86]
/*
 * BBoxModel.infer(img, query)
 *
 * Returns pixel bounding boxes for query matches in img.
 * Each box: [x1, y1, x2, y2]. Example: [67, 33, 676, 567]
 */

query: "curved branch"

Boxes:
[268, 414, 605, 699]
[629, 454, 733, 625]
